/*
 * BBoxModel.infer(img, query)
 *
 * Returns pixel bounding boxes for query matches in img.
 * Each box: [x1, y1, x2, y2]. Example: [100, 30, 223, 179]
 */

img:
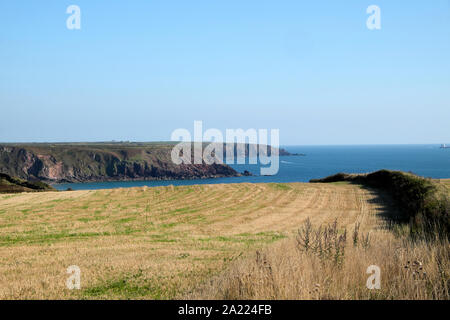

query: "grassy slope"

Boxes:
[311, 170, 450, 238]
[0, 173, 55, 194]
[0, 182, 379, 299]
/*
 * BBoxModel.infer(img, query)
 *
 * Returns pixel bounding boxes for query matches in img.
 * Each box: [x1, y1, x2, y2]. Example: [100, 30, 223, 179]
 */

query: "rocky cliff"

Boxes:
[0, 143, 239, 183]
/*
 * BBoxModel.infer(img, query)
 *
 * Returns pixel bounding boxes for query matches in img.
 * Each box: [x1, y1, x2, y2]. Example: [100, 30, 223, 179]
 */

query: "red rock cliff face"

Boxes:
[0, 144, 239, 183]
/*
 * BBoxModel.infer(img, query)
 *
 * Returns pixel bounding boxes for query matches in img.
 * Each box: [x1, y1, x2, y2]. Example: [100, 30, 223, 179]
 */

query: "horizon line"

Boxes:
[0, 141, 448, 147]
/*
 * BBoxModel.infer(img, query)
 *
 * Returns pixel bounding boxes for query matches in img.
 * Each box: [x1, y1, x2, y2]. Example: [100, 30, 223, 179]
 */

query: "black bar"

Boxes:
[1, 300, 447, 319]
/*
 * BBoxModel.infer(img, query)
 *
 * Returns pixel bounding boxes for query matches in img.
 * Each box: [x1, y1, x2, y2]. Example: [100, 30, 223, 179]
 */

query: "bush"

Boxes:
[311, 170, 450, 239]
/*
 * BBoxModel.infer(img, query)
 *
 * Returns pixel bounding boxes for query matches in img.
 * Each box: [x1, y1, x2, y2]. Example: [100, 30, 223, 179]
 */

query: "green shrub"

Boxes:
[311, 170, 449, 239]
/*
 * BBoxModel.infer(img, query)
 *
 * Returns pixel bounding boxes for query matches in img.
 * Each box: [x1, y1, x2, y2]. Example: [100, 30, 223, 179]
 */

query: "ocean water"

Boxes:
[54, 144, 450, 191]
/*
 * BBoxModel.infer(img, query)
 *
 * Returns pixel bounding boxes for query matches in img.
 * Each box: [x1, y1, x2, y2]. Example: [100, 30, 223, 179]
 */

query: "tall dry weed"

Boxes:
[187, 220, 449, 300]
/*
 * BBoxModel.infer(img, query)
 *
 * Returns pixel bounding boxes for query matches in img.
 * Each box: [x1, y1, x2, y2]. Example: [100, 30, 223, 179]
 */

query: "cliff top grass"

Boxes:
[0, 141, 288, 156]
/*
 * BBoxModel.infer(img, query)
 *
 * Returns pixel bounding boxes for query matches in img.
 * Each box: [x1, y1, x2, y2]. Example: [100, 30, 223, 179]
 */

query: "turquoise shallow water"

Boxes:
[54, 144, 450, 190]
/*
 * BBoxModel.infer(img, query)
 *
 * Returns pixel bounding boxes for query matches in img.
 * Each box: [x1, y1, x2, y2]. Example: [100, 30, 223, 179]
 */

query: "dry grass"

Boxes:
[0, 182, 380, 299]
[187, 182, 450, 300]
[188, 222, 449, 300]
[0, 182, 448, 299]
[440, 179, 450, 191]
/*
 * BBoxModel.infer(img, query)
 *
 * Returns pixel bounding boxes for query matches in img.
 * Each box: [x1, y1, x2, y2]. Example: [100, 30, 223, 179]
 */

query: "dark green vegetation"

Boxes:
[311, 170, 450, 238]
[0, 173, 55, 193]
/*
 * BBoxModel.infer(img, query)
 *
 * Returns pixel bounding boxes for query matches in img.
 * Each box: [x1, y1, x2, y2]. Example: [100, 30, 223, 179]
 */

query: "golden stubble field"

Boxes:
[0, 181, 448, 299]
[0, 182, 384, 299]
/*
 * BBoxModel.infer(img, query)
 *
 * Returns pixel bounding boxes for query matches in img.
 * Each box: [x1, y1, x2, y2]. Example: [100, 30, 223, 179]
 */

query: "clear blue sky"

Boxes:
[1, 1, 449, 145]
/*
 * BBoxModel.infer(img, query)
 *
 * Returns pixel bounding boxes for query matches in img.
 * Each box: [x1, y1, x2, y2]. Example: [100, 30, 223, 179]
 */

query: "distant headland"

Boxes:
[0, 142, 293, 183]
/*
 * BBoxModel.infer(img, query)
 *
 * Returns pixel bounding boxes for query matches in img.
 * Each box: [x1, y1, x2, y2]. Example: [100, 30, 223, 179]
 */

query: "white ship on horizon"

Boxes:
[440, 144, 450, 149]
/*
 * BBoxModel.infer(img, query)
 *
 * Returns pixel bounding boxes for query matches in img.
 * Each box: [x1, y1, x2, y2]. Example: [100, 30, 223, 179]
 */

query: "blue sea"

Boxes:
[54, 145, 450, 191]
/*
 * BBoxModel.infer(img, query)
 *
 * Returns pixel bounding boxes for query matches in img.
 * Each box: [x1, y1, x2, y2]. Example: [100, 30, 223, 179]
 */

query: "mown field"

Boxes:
[0, 182, 388, 299]
[441, 179, 450, 190]
[0, 180, 448, 299]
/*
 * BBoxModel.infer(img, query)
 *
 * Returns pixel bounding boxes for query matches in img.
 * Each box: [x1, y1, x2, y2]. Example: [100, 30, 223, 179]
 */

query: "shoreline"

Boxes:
[51, 174, 450, 192]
